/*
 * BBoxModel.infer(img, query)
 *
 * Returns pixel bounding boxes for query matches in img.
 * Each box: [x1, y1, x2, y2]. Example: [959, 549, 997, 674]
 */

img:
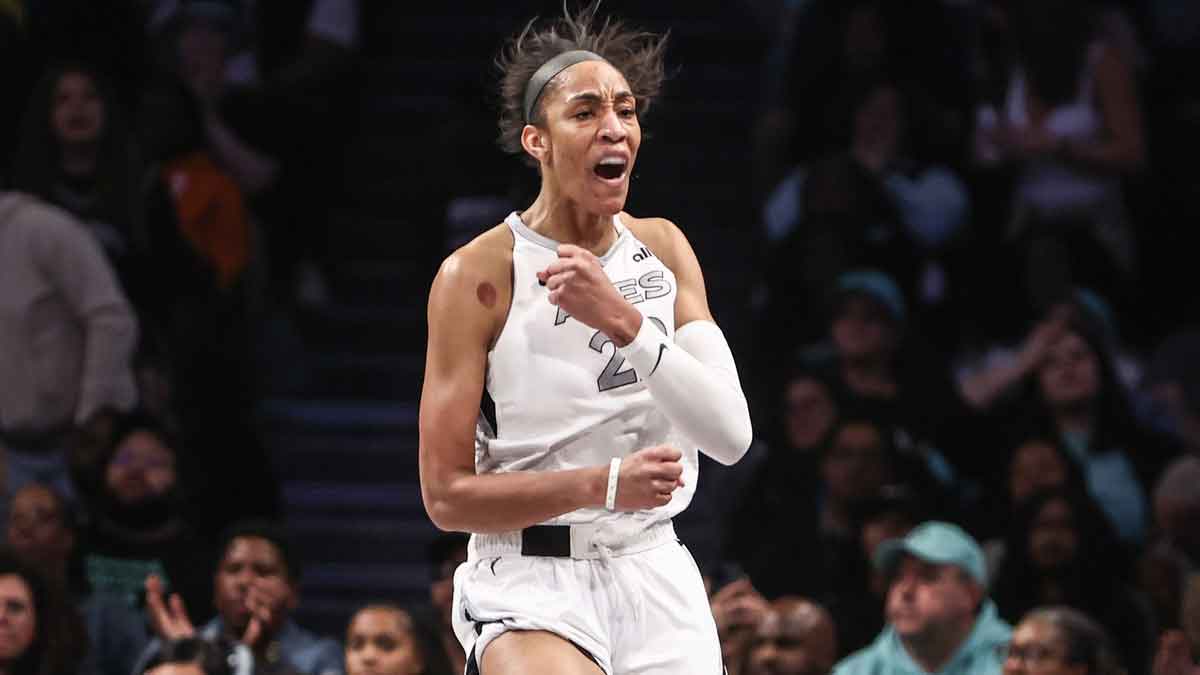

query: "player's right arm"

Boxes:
[418, 238, 683, 533]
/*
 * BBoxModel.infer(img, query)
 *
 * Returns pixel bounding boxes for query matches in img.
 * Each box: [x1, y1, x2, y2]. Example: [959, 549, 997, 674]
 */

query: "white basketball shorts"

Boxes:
[451, 520, 723, 674]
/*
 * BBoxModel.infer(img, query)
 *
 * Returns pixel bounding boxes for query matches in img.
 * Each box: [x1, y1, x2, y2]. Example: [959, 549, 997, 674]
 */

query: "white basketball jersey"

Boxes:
[477, 212, 699, 533]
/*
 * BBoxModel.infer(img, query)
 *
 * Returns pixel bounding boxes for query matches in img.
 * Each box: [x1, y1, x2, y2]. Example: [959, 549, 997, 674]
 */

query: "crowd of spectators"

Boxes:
[716, 0, 1200, 674]
[1, 0, 1200, 675]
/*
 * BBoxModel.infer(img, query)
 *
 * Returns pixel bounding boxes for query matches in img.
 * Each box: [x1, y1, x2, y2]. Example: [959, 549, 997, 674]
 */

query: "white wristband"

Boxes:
[605, 458, 621, 510]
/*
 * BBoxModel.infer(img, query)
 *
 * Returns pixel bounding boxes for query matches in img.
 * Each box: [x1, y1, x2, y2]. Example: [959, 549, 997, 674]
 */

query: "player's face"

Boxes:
[535, 60, 641, 216]
[886, 557, 977, 642]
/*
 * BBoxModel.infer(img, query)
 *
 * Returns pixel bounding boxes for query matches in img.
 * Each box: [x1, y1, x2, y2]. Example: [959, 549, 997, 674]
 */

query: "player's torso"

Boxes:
[480, 212, 678, 474]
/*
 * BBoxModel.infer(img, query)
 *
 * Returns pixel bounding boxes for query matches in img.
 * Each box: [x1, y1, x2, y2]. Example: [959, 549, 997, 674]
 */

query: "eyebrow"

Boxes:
[564, 90, 636, 105]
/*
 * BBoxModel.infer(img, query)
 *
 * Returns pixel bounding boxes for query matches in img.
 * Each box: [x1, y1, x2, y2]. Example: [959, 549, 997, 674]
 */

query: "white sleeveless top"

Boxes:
[476, 212, 698, 534]
[1004, 42, 1123, 220]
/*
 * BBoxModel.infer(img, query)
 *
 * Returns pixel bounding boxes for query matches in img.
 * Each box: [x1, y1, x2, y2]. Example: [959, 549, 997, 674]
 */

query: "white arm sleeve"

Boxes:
[618, 318, 753, 465]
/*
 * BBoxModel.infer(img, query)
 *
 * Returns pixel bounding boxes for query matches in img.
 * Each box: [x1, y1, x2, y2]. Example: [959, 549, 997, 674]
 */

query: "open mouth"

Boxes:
[593, 157, 627, 181]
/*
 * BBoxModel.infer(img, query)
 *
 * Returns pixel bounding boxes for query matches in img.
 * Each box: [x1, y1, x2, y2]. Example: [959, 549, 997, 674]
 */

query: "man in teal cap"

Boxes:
[834, 521, 1011, 675]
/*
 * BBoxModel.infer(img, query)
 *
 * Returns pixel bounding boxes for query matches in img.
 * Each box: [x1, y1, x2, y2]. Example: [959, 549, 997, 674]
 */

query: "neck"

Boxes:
[820, 496, 853, 537]
[1054, 405, 1094, 436]
[61, 143, 99, 177]
[900, 618, 974, 674]
[522, 186, 617, 256]
[842, 355, 895, 397]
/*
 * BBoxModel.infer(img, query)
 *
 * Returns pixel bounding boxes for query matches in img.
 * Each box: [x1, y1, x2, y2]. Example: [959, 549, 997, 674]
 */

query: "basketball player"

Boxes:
[418, 5, 753, 674]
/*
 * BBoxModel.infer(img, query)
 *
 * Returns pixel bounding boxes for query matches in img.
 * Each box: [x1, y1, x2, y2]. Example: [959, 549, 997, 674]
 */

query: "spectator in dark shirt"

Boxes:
[992, 488, 1153, 675]
[72, 411, 211, 624]
[136, 519, 342, 675]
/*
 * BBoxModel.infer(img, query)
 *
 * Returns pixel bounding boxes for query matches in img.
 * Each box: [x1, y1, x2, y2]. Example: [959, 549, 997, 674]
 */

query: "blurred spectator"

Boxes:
[141, 637, 238, 675]
[425, 534, 465, 675]
[138, 76, 252, 294]
[838, 486, 927, 654]
[1138, 456, 1200, 632]
[780, 369, 841, 457]
[984, 316, 1173, 544]
[5, 482, 150, 675]
[762, 77, 970, 331]
[11, 63, 207, 329]
[136, 519, 343, 675]
[711, 576, 772, 675]
[1152, 456, 1200, 569]
[1141, 330, 1200, 450]
[150, 0, 361, 308]
[727, 417, 894, 600]
[1003, 607, 1126, 675]
[345, 604, 453, 675]
[74, 412, 211, 623]
[818, 270, 981, 494]
[1154, 628, 1200, 675]
[0, 549, 85, 675]
[744, 597, 838, 675]
[973, 0, 1145, 315]
[135, 71, 275, 537]
[834, 522, 1011, 675]
[991, 489, 1153, 675]
[753, 0, 968, 200]
[977, 435, 1088, 577]
[0, 189, 138, 526]
[958, 287, 1137, 413]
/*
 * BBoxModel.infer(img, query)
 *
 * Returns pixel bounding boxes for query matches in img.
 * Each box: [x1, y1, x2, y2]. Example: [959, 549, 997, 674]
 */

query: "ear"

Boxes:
[963, 580, 985, 613]
[521, 123, 551, 166]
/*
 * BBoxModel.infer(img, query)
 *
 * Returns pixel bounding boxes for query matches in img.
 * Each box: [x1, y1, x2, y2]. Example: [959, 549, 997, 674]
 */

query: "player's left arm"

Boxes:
[621, 218, 753, 465]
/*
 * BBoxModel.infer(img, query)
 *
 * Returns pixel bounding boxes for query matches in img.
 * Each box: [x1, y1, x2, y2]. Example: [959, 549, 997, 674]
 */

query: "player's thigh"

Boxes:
[481, 630, 605, 675]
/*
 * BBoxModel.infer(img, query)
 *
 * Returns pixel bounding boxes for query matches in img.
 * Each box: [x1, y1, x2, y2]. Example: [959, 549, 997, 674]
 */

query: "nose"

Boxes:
[598, 107, 626, 143]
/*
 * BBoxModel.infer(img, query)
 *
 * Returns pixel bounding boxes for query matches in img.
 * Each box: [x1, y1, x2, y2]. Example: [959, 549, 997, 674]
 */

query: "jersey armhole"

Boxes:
[486, 224, 518, 355]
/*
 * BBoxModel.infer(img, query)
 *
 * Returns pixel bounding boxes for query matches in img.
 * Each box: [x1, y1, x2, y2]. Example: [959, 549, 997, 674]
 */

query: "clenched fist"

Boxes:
[613, 445, 685, 511]
[538, 244, 641, 343]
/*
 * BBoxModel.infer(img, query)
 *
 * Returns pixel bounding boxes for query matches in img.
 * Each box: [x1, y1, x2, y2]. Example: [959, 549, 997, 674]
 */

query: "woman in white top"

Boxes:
[975, 0, 1145, 311]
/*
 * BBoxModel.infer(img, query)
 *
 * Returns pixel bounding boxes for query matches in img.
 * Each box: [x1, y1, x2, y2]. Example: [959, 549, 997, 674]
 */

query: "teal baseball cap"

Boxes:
[836, 269, 906, 324]
[874, 521, 987, 586]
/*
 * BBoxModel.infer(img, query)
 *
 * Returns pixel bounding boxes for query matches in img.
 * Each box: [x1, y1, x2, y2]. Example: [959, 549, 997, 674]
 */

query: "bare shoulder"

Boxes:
[429, 223, 514, 343]
[617, 213, 690, 271]
[436, 223, 513, 286]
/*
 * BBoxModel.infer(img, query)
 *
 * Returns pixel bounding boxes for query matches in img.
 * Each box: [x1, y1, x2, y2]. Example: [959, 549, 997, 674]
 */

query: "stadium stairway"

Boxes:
[257, 2, 769, 636]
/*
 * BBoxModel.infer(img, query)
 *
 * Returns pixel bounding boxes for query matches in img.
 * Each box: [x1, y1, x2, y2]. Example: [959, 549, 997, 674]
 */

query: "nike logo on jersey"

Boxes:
[632, 246, 656, 262]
